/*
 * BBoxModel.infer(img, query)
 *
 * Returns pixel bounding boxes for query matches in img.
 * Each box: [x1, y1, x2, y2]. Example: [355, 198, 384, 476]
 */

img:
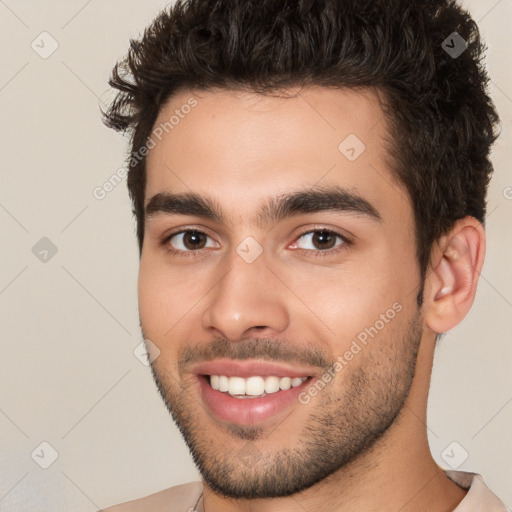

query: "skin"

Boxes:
[135, 86, 485, 512]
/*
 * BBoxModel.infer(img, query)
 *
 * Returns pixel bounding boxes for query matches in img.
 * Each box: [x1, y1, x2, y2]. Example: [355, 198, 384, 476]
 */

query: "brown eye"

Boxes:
[181, 231, 207, 250]
[166, 230, 217, 252]
[294, 229, 346, 252]
[311, 230, 338, 250]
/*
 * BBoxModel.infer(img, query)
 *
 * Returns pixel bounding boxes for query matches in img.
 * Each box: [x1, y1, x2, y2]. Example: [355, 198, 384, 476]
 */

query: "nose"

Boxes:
[201, 251, 289, 341]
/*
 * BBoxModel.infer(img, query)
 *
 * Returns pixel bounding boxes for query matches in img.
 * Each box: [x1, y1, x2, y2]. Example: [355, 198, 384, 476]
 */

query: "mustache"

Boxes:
[177, 337, 334, 374]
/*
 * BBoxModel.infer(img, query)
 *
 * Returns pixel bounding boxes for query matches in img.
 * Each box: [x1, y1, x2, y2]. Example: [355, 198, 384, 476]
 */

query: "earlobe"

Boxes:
[424, 217, 486, 335]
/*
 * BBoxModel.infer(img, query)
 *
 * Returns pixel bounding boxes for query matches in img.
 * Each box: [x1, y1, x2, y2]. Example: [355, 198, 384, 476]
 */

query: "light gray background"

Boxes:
[0, 1, 511, 510]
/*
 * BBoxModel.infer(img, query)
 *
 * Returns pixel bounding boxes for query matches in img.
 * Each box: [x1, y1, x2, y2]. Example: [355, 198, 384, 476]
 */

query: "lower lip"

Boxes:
[197, 375, 314, 425]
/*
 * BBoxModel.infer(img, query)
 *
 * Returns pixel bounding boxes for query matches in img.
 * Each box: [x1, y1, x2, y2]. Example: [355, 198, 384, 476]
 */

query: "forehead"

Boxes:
[144, 86, 412, 229]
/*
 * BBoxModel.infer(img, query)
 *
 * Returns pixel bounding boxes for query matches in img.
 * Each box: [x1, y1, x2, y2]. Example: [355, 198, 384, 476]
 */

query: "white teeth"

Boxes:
[291, 377, 305, 387]
[210, 375, 220, 390]
[228, 377, 246, 396]
[279, 377, 292, 390]
[218, 375, 229, 392]
[208, 375, 308, 397]
[264, 376, 280, 394]
[246, 376, 265, 395]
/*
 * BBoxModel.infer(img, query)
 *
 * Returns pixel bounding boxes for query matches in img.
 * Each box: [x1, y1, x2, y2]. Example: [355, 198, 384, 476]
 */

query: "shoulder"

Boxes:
[444, 470, 510, 511]
[99, 480, 203, 512]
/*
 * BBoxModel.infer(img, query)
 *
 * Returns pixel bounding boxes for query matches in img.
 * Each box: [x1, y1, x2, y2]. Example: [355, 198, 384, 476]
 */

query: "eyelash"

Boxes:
[160, 228, 353, 259]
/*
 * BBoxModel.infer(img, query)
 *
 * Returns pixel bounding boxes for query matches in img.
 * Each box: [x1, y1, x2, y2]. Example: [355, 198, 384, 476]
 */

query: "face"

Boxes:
[139, 86, 424, 499]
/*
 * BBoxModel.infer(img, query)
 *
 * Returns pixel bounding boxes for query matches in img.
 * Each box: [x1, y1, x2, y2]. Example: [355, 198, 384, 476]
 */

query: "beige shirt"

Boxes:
[101, 470, 510, 511]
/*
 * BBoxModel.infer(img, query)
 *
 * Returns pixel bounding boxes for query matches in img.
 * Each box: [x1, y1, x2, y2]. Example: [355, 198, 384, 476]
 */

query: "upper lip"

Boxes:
[190, 358, 317, 378]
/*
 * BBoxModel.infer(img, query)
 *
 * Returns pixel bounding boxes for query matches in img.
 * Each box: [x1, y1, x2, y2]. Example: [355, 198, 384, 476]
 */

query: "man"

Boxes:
[100, 0, 508, 510]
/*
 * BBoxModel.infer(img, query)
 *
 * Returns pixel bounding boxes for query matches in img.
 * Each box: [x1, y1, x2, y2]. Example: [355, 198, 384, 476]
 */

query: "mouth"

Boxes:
[190, 359, 319, 425]
[195, 371, 315, 425]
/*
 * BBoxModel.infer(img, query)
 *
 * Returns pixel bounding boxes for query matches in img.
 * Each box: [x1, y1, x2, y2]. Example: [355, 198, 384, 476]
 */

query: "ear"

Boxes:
[423, 217, 486, 334]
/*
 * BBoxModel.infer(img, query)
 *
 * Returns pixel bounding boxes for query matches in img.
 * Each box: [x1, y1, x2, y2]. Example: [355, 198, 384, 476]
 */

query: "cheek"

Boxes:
[292, 256, 413, 350]
[138, 265, 160, 325]
[138, 269, 182, 368]
[138, 261, 178, 335]
[138, 259, 206, 343]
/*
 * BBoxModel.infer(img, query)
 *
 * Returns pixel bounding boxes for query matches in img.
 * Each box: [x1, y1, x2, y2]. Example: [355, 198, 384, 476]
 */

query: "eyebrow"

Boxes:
[144, 185, 382, 228]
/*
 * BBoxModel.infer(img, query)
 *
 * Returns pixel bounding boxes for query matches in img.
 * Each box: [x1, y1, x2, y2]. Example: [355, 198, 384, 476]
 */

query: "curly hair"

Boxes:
[102, 0, 500, 287]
